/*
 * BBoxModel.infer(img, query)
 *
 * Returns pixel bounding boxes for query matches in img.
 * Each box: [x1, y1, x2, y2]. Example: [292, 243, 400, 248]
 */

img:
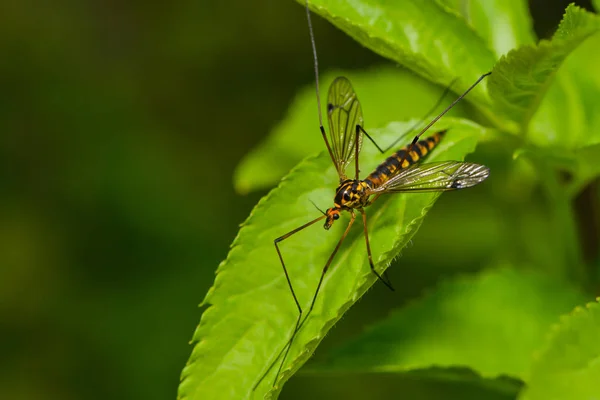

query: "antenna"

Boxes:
[309, 198, 326, 215]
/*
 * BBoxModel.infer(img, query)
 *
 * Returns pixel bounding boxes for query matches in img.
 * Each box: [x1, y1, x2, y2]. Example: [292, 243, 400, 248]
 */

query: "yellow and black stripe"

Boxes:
[364, 130, 445, 189]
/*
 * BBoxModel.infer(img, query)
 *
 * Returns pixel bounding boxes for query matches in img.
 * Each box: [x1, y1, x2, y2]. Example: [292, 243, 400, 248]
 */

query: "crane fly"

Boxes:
[255, 0, 491, 391]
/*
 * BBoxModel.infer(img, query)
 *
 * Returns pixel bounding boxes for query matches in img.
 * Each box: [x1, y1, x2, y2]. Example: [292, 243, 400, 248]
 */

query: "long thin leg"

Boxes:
[304, 0, 339, 173]
[360, 73, 490, 161]
[252, 214, 327, 391]
[275, 215, 327, 314]
[360, 209, 394, 291]
[357, 77, 459, 155]
[380, 77, 459, 152]
[273, 212, 356, 386]
[396, 72, 491, 168]
[355, 124, 361, 180]
[358, 124, 385, 154]
[255, 213, 357, 390]
[368, 193, 383, 205]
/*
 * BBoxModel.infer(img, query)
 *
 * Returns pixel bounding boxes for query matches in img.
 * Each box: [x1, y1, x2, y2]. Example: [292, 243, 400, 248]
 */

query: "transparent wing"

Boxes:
[369, 161, 490, 193]
[326, 77, 363, 179]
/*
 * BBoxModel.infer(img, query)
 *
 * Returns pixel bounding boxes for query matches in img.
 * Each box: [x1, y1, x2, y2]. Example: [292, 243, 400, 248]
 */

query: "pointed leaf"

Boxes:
[302, 0, 496, 114]
[528, 67, 586, 148]
[518, 299, 600, 400]
[314, 268, 586, 382]
[440, 0, 536, 56]
[488, 4, 600, 138]
[560, 33, 600, 146]
[179, 118, 492, 400]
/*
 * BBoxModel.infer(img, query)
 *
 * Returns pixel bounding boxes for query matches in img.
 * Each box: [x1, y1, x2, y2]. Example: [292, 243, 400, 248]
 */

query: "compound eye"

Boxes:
[343, 192, 351, 201]
[333, 213, 340, 220]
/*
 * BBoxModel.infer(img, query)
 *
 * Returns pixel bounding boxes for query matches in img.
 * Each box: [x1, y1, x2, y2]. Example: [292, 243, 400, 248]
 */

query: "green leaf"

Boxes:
[528, 67, 586, 148]
[595, 0, 600, 13]
[561, 33, 600, 146]
[440, 0, 536, 56]
[234, 67, 470, 194]
[179, 118, 491, 400]
[488, 4, 600, 137]
[313, 267, 586, 382]
[518, 299, 600, 400]
[302, 0, 496, 113]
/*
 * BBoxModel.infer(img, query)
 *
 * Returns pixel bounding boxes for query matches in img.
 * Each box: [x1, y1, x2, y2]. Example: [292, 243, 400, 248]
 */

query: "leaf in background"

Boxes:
[528, 67, 586, 148]
[561, 33, 600, 146]
[302, 0, 496, 115]
[234, 67, 470, 194]
[178, 119, 491, 400]
[518, 299, 600, 400]
[595, 0, 600, 13]
[439, 0, 536, 57]
[488, 4, 600, 139]
[537, 142, 600, 197]
[571, 144, 600, 195]
[313, 267, 586, 382]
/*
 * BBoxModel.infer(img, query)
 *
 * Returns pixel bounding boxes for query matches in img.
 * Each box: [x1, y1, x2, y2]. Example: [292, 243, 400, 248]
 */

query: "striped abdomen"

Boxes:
[364, 130, 445, 189]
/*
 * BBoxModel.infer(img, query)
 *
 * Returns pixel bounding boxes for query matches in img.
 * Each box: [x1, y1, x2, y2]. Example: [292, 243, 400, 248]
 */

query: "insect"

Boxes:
[255, 0, 491, 391]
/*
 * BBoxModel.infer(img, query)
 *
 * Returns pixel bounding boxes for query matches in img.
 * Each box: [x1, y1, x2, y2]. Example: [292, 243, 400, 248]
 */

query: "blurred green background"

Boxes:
[0, 1, 593, 399]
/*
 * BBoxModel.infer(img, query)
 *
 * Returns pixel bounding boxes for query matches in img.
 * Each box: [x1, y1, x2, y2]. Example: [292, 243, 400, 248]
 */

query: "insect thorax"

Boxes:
[333, 179, 370, 209]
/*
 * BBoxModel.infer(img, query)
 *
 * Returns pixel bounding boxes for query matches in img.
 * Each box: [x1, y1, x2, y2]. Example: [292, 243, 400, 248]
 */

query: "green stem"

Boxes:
[536, 157, 587, 285]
